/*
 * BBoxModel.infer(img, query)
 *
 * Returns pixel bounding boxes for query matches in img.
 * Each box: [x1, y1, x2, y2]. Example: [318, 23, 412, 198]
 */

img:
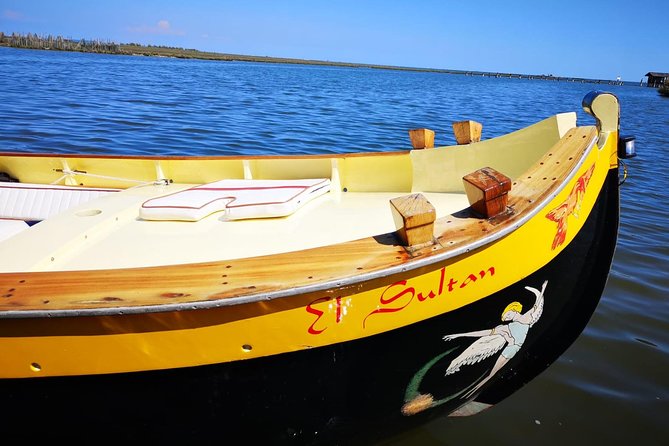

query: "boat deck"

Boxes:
[0, 183, 470, 272]
[0, 123, 600, 315]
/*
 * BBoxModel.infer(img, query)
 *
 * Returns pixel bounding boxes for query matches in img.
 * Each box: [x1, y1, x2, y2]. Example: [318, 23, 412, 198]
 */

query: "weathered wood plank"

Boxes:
[452, 120, 482, 144]
[390, 193, 436, 246]
[408, 128, 435, 149]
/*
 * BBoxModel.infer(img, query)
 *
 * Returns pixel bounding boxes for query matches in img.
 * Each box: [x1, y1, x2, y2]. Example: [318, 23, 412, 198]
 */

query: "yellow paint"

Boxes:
[410, 113, 577, 192]
[0, 100, 621, 379]
[337, 153, 413, 192]
[0, 136, 614, 378]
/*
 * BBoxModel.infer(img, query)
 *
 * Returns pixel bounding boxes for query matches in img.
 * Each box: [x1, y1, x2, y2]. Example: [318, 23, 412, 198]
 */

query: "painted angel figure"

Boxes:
[442, 280, 548, 398]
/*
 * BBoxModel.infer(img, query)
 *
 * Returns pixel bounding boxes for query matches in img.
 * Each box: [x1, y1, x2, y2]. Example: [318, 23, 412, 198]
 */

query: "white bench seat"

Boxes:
[0, 182, 121, 221]
[139, 178, 331, 221]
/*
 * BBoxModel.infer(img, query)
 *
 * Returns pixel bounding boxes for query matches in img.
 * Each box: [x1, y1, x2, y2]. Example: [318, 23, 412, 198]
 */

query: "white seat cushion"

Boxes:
[0, 219, 30, 242]
[140, 178, 331, 221]
[0, 182, 120, 221]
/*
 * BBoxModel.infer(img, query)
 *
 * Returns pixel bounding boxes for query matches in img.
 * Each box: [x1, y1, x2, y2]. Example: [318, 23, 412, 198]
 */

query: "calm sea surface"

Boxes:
[1, 47, 667, 445]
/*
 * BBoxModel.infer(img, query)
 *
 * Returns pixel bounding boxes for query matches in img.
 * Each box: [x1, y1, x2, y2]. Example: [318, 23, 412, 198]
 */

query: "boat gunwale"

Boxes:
[0, 149, 411, 161]
[0, 127, 599, 319]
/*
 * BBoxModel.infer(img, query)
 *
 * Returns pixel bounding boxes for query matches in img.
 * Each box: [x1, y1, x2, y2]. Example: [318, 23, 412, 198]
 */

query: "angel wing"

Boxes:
[524, 280, 547, 327]
[445, 334, 506, 376]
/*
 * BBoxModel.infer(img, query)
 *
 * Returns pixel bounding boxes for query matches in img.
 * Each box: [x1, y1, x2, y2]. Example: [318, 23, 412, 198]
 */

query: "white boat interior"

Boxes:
[0, 112, 577, 273]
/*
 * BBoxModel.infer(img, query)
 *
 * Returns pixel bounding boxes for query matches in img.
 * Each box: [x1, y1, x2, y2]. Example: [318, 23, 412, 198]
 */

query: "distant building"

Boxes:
[645, 72, 669, 87]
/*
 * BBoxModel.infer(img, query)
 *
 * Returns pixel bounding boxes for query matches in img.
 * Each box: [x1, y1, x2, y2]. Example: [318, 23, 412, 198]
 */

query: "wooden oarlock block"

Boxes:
[408, 128, 435, 149]
[390, 193, 436, 247]
[452, 120, 482, 145]
[462, 167, 511, 218]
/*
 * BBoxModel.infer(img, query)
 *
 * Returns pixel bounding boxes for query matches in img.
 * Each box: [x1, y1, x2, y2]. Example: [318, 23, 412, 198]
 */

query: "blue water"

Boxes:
[1, 47, 668, 445]
[0, 47, 618, 156]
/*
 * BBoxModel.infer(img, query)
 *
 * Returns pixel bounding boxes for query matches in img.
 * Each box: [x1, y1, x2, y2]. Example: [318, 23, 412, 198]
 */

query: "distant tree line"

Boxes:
[0, 31, 203, 56]
[0, 31, 121, 53]
[0, 31, 627, 86]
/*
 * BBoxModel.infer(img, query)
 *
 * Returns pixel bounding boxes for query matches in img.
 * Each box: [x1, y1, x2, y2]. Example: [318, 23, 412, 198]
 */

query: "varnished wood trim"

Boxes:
[0, 150, 411, 162]
[462, 167, 512, 218]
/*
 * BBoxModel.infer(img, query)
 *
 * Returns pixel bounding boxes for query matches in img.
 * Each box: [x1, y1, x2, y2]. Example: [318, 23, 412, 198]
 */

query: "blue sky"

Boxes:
[1, 0, 667, 82]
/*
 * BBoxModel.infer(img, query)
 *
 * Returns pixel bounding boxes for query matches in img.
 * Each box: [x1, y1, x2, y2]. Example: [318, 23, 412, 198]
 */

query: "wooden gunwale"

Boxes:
[0, 150, 410, 161]
[0, 126, 598, 318]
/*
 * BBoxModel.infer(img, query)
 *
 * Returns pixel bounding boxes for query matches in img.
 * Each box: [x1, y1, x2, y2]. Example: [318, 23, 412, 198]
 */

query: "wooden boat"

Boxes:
[659, 83, 669, 97]
[0, 91, 634, 443]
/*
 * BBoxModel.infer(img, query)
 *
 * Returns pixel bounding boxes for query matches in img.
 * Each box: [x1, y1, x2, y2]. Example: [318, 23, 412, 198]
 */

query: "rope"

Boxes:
[51, 169, 171, 188]
[619, 159, 628, 186]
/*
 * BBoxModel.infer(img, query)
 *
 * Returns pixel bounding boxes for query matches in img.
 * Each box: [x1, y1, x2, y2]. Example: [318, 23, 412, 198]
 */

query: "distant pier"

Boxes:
[456, 70, 624, 85]
[644, 72, 669, 88]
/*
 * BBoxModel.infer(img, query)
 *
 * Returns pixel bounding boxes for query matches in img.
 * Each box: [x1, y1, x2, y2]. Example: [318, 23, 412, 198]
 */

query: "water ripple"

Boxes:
[1, 46, 668, 445]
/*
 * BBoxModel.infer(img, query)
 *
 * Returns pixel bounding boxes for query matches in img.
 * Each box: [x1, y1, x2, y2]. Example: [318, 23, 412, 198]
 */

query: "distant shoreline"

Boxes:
[0, 31, 629, 86]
